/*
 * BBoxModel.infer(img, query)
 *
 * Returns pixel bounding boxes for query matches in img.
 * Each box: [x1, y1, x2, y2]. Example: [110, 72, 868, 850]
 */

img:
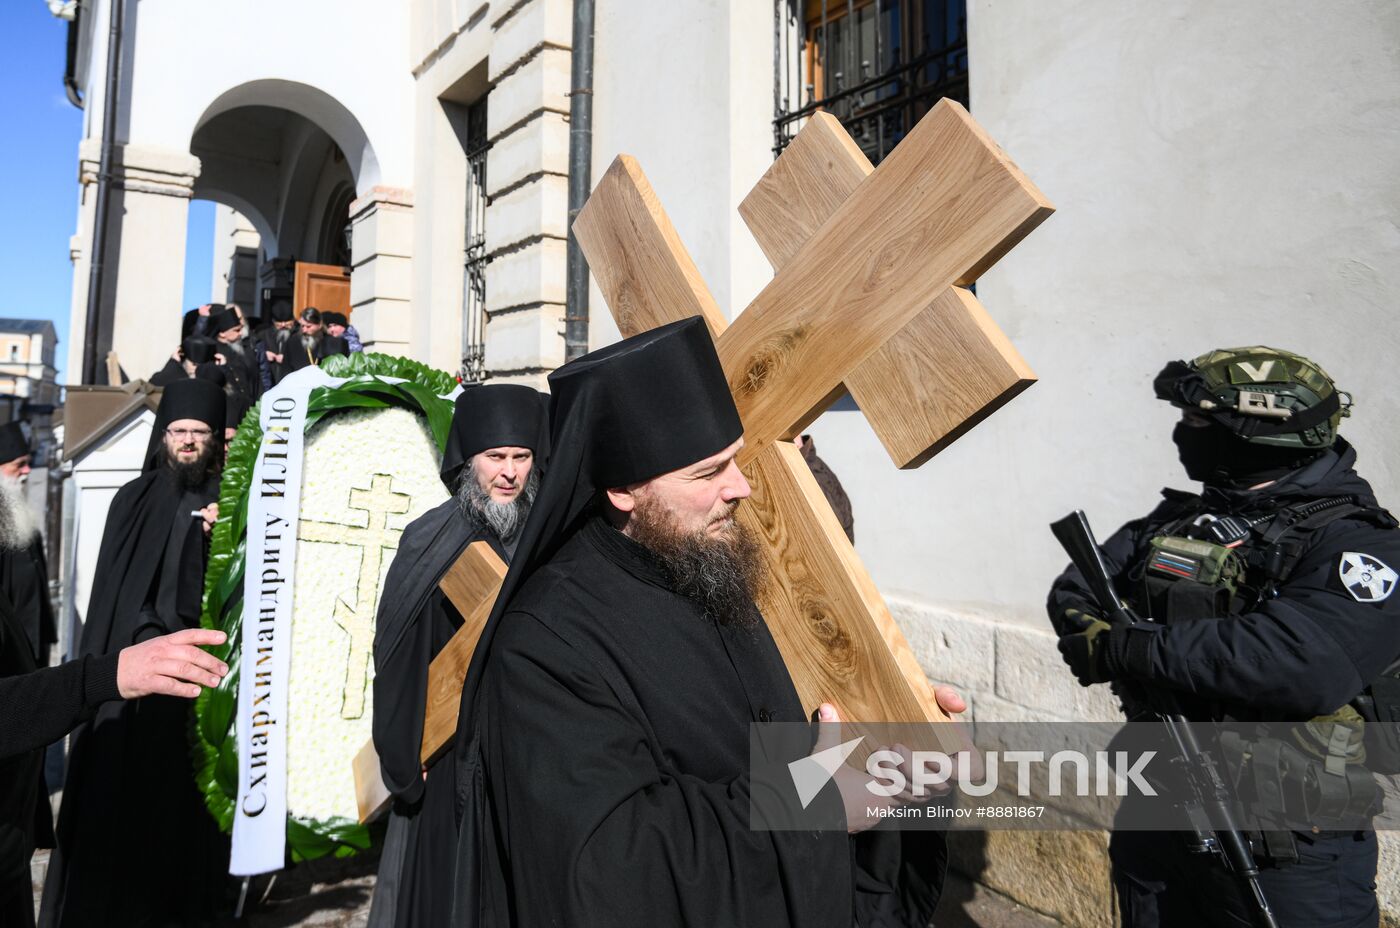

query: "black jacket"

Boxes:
[1048, 440, 1400, 721]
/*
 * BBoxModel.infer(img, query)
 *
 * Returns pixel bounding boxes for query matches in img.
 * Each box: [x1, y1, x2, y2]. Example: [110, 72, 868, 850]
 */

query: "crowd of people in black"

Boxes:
[149, 302, 362, 439]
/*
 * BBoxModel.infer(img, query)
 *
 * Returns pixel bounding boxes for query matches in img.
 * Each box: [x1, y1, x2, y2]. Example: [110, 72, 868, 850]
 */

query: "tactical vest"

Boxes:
[1133, 494, 1400, 839]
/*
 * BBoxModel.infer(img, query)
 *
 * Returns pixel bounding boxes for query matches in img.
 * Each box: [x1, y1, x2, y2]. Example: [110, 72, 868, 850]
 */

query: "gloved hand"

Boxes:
[1060, 607, 1104, 634]
[1057, 609, 1115, 686]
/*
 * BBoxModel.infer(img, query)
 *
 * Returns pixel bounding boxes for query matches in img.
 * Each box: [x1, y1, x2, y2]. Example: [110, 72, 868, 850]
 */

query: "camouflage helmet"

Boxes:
[1153, 346, 1351, 449]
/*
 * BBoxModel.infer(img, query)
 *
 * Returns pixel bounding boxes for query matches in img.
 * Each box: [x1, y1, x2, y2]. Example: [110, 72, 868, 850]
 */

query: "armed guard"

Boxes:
[1049, 346, 1400, 928]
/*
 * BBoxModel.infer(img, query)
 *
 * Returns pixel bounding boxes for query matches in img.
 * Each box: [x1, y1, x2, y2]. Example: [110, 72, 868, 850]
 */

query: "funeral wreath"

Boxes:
[193, 352, 457, 862]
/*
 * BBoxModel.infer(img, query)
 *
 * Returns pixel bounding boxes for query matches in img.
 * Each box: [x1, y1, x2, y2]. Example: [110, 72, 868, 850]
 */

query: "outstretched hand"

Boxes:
[117, 628, 229, 699]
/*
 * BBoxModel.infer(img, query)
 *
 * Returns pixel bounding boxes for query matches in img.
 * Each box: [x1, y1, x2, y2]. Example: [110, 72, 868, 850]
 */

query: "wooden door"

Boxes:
[293, 262, 351, 319]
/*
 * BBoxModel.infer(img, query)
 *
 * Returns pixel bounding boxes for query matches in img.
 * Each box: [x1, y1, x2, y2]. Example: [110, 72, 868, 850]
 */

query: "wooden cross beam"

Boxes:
[573, 100, 1053, 750]
[355, 100, 1051, 818]
[738, 112, 1038, 469]
[352, 541, 507, 823]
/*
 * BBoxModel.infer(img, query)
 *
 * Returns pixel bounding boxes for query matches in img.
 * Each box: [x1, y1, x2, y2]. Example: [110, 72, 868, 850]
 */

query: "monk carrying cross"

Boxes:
[447, 318, 964, 927]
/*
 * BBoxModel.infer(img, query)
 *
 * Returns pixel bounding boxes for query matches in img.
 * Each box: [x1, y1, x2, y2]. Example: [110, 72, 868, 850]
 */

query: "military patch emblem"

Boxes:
[1338, 552, 1398, 603]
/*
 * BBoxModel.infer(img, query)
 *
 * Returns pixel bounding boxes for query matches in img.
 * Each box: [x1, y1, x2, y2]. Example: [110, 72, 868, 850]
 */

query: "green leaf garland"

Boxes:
[193, 353, 456, 863]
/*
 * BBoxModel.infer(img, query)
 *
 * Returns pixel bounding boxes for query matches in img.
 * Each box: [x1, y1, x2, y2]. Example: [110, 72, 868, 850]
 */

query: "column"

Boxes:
[67, 140, 200, 383]
[348, 186, 415, 356]
[482, 0, 572, 384]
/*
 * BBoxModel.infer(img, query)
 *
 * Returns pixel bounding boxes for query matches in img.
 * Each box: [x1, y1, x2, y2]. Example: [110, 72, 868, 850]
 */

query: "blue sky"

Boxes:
[0, 3, 213, 382]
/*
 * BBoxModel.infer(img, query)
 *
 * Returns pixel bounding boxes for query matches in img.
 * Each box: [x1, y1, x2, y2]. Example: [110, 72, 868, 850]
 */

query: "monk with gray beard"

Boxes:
[277, 307, 351, 379]
[208, 306, 261, 401]
[0, 424, 52, 666]
[0, 421, 56, 927]
[369, 384, 548, 928]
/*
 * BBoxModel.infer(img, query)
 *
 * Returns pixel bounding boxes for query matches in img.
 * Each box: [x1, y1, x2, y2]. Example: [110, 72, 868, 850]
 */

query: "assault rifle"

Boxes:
[1050, 510, 1279, 928]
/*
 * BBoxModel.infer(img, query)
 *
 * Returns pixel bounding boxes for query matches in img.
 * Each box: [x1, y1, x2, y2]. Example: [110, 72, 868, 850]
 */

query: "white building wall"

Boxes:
[122, 0, 415, 190]
[210, 205, 260, 308]
[66, 0, 418, 381]
[588, 0, 774, 346]
[797, 2, 1400, 920]
[798, 0, 1400, 695]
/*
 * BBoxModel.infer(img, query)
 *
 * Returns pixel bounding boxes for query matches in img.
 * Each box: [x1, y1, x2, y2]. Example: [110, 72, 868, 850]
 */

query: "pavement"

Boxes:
[31, 847, 1060, 927]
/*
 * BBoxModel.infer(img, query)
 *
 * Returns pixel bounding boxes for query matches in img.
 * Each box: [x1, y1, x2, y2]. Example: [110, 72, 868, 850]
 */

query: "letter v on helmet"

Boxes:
[1235, 359, 1276, 383]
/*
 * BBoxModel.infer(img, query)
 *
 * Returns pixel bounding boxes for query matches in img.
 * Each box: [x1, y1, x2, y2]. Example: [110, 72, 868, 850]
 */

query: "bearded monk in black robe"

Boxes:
[0, 424, 54, 676]
[40, 378, 231, 927]
[447, 318, 960, 927]
[276, 308, 350, 379]
[0, 420, 55, 927]
[369, 384, 547, 928]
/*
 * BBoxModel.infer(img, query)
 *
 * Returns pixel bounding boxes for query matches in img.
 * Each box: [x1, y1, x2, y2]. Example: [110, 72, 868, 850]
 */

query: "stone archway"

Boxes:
[189, 81, 410, 353]
[194, 80, 381, 191]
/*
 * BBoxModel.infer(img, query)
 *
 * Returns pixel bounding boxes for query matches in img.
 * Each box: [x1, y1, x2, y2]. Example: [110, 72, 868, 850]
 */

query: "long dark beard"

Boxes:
[162, 441, 220, 492]
[627, 496, 765, 627]
[455, 461, 539, 544]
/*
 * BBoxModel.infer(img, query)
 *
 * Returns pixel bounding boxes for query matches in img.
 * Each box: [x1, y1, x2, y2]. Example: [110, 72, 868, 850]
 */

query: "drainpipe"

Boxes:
[62, 5, 84, 109]
[563, 0, 595, 362]
[81, 0, 125, 384]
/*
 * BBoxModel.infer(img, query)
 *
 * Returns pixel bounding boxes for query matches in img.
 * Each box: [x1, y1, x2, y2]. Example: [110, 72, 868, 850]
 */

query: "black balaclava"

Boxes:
[1172, 419, 1325, 489]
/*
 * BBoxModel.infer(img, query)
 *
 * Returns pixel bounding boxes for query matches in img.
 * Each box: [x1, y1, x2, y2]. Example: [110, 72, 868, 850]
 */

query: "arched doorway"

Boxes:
[187, 80, 403, 342]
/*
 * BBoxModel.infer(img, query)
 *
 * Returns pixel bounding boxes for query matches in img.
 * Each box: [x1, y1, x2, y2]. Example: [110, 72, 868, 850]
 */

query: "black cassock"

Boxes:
[0, 590, 47, 927]
[279, 333, 351, 380]
[38, 469, 229, 927]
[462, 517, 945, 927]
[252, 326, 293, 385]
[0, 535, 55, 673]
[216, 340, 262, 403]
[369, 499, 507, 928]
[0, 534, 57, 926]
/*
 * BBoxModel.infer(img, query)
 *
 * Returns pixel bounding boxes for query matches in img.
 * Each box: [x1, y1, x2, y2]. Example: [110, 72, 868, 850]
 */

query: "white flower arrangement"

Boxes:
[284, 406, 449, 822]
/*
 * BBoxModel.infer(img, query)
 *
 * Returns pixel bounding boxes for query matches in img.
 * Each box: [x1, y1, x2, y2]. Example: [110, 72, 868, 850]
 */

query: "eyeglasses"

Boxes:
[167, 428, 213, 441]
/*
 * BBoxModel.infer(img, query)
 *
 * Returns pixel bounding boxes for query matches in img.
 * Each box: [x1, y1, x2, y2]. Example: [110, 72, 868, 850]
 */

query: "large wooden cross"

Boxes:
[355, 99, 1051, 819]
[352, 541, 506, 822]
[571, 100, 1051, 751]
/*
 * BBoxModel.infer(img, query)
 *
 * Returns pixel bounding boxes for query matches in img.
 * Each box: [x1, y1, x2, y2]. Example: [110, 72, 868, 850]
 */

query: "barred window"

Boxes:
[460, 97, 490, 383]
[774, 0, 968, 164]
